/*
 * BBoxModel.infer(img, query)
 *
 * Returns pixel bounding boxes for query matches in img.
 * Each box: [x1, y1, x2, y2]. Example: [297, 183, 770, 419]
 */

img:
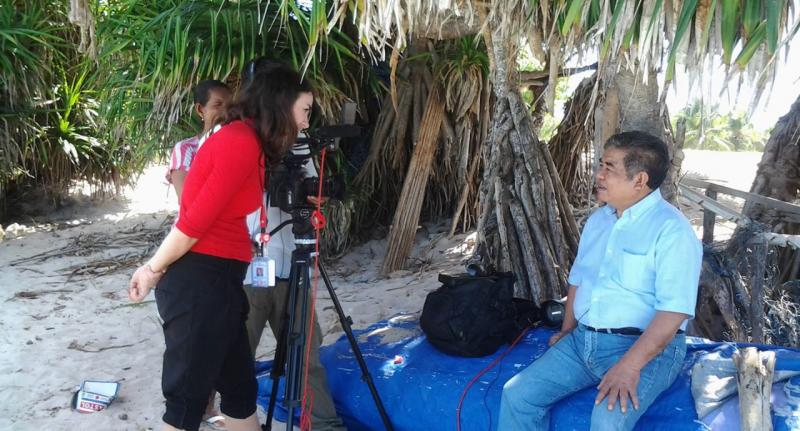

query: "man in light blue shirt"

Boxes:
[499, 131, 702, 431]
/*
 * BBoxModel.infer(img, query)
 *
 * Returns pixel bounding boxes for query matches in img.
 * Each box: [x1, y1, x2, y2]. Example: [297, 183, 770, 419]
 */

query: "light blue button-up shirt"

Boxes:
[569, 189, 702, 331]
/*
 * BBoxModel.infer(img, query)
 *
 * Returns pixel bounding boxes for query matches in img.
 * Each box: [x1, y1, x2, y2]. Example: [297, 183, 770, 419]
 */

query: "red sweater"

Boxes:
[176, 120, 263, 262]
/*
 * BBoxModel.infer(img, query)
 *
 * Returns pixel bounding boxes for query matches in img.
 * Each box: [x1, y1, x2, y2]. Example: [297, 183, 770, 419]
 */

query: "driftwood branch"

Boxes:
[733, 347, 776, 431]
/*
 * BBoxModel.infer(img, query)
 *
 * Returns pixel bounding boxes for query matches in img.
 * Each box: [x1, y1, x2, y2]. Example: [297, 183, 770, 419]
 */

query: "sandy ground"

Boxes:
[678, 149, 763, 242]
[0, 166, 472, 431]
[0, 149, 762, 430]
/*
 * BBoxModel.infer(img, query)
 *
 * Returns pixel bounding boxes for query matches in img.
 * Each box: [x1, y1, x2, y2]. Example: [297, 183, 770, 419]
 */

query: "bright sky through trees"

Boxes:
[666, 42, 800, 132]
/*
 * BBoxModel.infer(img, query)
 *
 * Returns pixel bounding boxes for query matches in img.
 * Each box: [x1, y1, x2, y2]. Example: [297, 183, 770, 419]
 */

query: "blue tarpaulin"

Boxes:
[257, 314, 800, 430]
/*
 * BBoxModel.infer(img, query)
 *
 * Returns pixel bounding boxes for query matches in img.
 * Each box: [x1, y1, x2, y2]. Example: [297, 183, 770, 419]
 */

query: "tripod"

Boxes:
[262, 205, 393, 431]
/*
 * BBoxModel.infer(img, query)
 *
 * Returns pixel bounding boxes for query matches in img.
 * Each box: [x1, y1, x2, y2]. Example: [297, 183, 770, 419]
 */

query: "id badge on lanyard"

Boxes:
[251, 254, 275, 288]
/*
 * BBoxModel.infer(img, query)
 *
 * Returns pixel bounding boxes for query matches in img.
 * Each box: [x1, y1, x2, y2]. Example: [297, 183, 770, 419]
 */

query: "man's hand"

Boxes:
[592, 312, 688, 415]
[595, 359, 641, 413]
[548, 330, 571, 346]
[129, 265, 164, 302]
[550, 286, 577, 347]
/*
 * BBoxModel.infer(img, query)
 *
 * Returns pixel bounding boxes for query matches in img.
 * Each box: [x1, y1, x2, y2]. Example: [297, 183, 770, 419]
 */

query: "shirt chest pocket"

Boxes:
[616, 250, 655, 292]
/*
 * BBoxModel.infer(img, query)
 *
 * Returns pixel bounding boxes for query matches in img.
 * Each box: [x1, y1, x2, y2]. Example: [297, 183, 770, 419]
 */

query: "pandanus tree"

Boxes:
[65, 0, 800, 309]
[89, 0, 374, 161]
[548, 0, 799, 206]
[303, 0, 800, 303]
[744, 96, 800, 281]
[0, 0, 121, 215]
[2, 0, 377, 218]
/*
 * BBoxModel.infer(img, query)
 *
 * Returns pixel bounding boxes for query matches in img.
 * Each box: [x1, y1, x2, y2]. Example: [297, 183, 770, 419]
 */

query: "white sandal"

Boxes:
[201, 415, 226, 430]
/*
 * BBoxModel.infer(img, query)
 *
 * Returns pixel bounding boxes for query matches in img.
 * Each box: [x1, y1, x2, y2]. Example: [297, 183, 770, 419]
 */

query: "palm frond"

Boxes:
[315, 0, 799, 113]
[92, 0, 373, 173]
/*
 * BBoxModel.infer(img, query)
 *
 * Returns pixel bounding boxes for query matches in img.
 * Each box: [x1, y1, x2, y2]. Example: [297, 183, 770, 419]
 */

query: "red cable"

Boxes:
[455, 326, 532, 431]
[299, 148, 328, 431]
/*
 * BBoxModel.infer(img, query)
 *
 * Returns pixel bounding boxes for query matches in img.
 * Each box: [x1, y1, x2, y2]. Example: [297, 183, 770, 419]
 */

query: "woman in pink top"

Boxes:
[166, 80, 232, 199]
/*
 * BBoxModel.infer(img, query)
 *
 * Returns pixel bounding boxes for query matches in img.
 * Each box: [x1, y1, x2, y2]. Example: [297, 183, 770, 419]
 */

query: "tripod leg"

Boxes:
[265, 275, 299, 430]
[318, 262, 394, 431]
[284, 253, 312, 431]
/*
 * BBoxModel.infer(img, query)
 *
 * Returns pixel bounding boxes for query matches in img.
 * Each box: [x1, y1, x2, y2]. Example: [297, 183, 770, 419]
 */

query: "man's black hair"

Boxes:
[192, 80, 229, 106]
[604, 131, 670, 190]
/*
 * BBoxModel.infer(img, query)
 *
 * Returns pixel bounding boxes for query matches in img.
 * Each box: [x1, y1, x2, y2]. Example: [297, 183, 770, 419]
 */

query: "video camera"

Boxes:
[269, 125, 358, 213]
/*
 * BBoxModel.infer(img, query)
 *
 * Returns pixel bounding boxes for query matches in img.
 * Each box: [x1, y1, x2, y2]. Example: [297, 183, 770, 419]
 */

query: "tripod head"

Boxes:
[264, 204, 321, 256]
[288, 205, 318, 251]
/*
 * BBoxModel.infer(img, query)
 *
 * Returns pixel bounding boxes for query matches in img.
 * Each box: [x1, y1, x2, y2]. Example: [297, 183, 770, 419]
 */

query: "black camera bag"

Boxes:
[420, 272, 522, 357]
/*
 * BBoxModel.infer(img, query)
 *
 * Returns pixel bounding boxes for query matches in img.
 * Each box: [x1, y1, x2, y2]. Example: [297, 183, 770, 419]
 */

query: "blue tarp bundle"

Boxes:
[256, 314, 800, 430]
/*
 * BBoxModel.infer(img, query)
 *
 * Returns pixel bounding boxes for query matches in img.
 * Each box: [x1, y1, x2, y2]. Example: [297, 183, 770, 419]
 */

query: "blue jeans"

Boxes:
[499, 325, 686, 431]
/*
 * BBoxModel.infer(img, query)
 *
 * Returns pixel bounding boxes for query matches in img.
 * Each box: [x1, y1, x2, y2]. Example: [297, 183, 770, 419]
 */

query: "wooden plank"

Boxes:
[755, 233, 800, 249]
[681, 185, 800, 249]
[679, 185, 750, 226]
[702, 189, 718, 244]
[681, 177, 800, 220]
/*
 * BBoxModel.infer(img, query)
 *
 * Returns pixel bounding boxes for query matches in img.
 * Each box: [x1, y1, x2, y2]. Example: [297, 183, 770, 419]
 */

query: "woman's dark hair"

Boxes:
[241, 57, 286, 85]
[226, 63, 313, 163]
[603, 131, 670, 189]
[192, 80, 230, 106]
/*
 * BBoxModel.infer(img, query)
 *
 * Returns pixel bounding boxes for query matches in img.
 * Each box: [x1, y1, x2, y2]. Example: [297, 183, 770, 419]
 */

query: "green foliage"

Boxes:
[538, 112, 562, 143]
[521, 77, 570, 142]
[1, 0, 375, 219]
[0, 0, 124, 212]
[673, 100, 767, 152]
[93, 0, 372, 168]
[512, 0, 797, 106]
[439, 37, 490, 78]
[516, 43, 544, 72]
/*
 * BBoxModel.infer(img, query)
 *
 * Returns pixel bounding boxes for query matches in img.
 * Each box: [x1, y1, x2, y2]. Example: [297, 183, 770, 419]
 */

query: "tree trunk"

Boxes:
[614, 66, 663, 140]
[692, 94, 800, 345]
[473, 5, 579, 302]
[690, 97, 800, 344]
[740, 94, 800, 282]
[591, 62, 680, 204]
[548, 75, 596, 210]
[747, 95, 800, 211]
[548, 62, 684, 221]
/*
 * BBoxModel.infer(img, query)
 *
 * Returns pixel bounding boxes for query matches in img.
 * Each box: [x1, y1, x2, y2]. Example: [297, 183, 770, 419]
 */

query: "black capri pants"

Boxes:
[154, 251, 257, 431]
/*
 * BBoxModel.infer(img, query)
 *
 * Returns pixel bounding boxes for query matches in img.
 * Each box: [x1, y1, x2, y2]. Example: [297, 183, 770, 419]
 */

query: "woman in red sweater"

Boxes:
[128, 65, 313, 431]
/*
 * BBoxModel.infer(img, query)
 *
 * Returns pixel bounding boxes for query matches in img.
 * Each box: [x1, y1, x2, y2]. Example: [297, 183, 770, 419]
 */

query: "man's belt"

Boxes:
[584, 325, 685, 336]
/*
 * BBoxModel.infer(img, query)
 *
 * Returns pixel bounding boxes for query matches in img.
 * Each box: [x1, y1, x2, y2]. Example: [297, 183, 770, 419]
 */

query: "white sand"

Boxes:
[680, 149, 762, 191]
[0, 166, 472, 431]
[0, 149, 762, 430]
[679, 149, 763, 241]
